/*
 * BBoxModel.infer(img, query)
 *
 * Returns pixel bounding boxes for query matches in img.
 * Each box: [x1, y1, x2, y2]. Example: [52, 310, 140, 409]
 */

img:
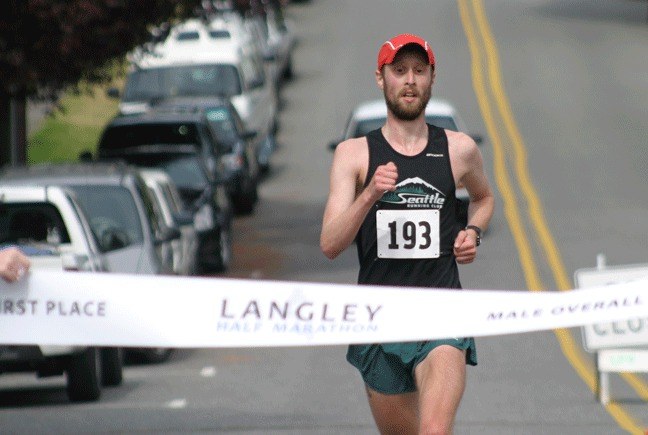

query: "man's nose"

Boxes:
[405, 69, 416, 84]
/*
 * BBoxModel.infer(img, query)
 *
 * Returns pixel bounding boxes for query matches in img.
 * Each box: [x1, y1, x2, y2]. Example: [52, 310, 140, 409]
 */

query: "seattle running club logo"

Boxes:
[380, 177, 446, 209]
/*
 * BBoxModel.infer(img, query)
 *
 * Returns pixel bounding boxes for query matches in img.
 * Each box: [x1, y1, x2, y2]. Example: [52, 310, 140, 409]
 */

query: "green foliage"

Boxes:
[0, 0, 201, 98]
[27, 81, 120, 164]
[28, 122, 103, 164]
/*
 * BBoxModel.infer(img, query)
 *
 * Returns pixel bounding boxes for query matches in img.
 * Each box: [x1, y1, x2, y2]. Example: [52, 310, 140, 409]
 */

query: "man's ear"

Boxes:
[375, 69, 384, 90]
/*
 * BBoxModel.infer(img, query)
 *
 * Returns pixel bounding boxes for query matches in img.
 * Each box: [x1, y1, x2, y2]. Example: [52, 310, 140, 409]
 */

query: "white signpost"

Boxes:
[574, 254, 648, 404]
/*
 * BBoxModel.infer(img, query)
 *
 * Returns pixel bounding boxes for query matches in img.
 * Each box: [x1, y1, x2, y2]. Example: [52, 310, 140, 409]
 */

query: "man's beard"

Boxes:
[384, 85, 431, 121]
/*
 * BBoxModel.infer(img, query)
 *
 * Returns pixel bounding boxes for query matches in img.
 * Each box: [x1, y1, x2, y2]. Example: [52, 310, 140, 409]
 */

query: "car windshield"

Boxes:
[204, 107, 238, 145]
[100, 123, 200, 150]
[69, 185, 144, 246]
[122, 64, 242, 101]
[352, 115, 459, 138]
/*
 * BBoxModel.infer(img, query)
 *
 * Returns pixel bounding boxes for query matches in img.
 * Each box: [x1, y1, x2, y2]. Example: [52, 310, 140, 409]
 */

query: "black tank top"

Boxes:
[356, 125, 462, 289]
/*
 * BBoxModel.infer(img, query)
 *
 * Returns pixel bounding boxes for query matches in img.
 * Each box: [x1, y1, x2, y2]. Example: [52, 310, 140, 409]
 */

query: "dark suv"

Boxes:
[98, 105, 257, 215]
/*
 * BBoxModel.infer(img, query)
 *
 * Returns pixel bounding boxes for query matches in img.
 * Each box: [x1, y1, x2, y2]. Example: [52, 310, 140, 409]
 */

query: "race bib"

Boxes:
[376, 209, 440, 259]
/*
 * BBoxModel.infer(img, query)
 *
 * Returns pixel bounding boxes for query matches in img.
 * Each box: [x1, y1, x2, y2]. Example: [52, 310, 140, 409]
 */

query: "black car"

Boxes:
[153, 97, 260, 214]
[98, 109, 257, 215]
[96, 113, 234, 273]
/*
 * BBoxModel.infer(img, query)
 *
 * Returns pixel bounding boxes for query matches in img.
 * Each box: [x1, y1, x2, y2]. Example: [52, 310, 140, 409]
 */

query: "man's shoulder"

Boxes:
[445, 129, 475, 144]
[445, 130, 478, 158]
[336, 136, 369, 154]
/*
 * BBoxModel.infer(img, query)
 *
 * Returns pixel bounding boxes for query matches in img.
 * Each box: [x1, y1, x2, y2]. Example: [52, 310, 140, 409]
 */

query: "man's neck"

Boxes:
[381, 116, 428, 155]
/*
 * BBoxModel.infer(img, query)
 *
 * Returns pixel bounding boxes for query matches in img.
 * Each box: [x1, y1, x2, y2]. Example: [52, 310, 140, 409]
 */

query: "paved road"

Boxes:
[2, 1, 647, 433]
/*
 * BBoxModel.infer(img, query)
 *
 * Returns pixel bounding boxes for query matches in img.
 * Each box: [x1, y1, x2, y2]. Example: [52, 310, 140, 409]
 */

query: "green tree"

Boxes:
[0, 0, 200, 167]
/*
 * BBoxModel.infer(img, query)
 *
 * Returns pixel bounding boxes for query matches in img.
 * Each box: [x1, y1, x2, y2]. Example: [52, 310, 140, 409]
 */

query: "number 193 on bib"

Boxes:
[376, 209, 440, 259]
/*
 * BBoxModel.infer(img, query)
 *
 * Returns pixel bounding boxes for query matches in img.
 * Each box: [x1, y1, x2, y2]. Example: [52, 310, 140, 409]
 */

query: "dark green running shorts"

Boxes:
[346, 338, 477, 394]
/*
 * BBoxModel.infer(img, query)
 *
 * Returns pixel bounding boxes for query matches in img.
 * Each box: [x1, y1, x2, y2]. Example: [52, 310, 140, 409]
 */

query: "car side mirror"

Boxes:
[99, 227, 130, 252]
[248, 77, 265, 90]
[78, 150, 94, 162]
[173, 210, 194, 227]
[155, 226, 181, 245]
[61, 253, 90, 272]
[241, 130, 257, 141]
[263, 49, 277, 62]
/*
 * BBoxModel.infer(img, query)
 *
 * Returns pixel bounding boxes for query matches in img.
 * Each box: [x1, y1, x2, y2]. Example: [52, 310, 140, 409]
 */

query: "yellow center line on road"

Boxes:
[458, 0, 647, 433]
[456, 0, 543, 293]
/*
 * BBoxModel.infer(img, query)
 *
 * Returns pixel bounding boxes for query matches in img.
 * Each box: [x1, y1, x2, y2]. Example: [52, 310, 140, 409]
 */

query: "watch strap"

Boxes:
[465, 225, 482, 246]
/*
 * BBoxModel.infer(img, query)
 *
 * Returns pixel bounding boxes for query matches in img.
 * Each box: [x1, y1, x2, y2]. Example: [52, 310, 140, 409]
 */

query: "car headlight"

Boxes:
[193, 203, 214, 232]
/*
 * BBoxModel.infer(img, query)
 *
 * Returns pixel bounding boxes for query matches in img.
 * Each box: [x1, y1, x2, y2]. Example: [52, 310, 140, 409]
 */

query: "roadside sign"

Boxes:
[598, 349, 648, 372]
[574, 262, 648, 351]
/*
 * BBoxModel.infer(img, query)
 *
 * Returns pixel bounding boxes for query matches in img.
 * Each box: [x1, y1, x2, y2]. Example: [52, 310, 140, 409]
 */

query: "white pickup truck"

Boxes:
[0, 185, 123, 402]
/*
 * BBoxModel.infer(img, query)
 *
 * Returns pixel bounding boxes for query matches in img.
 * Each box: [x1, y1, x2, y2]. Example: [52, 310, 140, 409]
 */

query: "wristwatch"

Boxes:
[465, 225, 482, 246]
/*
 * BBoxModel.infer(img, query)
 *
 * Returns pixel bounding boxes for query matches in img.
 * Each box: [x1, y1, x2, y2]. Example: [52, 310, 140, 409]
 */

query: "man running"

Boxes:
[320, 33, 495, 434]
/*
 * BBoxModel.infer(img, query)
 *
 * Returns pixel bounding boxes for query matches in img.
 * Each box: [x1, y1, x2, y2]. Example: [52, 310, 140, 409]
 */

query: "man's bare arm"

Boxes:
[320, 139, 398, 259]
[450, 133, 495, 263]
[462, 140, 495, 232]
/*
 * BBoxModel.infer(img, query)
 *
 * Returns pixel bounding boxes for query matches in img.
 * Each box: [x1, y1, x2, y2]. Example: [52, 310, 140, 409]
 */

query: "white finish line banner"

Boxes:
[1, 270, 647, 348]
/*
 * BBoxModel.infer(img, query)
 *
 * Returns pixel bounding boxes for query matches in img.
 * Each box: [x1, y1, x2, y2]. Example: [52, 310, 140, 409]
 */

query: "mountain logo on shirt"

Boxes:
[380, 177, 446, 208]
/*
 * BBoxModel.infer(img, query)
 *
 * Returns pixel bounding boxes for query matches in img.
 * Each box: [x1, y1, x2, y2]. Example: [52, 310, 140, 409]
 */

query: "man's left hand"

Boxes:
[453, 230, 477, 264]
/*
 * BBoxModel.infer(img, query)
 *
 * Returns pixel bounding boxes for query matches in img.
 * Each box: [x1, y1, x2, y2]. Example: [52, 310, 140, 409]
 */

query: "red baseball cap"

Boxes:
[377, 33, 435, 70]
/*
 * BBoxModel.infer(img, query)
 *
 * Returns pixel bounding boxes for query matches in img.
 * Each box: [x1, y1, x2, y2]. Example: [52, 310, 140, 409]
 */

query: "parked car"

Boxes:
[0, 184, 123, 402]
[262, 2, 296, 81]
[1, 162, 179, 275]
[139, 168, 199, 276]
[152, 96, 261, 213]
[114, 20, 279, 168]
[174, 14, 276, 86]
[328, 98, 484, 225]
[0, 162, 181, 364]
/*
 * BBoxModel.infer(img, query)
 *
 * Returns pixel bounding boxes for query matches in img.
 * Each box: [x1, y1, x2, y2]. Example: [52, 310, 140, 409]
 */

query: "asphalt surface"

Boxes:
[3, 1, 648, 433]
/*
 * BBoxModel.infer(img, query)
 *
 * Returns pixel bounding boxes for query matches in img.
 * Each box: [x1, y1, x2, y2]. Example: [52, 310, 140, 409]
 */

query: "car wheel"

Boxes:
[100, 347, 123, 387]
[128, 348, 174, 364]
[66, 347, 101, 402]
[283, 55, 294, 80]
[233, 176, 258, 215]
